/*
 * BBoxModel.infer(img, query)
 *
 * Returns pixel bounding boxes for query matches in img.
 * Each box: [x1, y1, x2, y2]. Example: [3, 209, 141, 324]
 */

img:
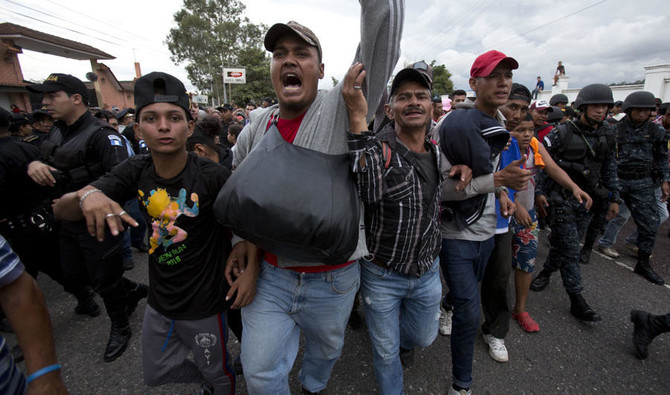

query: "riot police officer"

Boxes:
[0, 107, 96, 313]
[550, 93, 569, 109]
[530, 84, 621, 322]
[25, 74, 147, 362]
[612, 91, 669, 285]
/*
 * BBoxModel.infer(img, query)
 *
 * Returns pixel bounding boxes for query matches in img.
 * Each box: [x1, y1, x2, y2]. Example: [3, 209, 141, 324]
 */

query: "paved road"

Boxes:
[7, 219, 670, 394]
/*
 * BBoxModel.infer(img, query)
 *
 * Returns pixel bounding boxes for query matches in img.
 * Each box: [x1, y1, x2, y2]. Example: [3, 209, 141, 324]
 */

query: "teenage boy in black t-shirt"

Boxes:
[54, 72, 256, 394]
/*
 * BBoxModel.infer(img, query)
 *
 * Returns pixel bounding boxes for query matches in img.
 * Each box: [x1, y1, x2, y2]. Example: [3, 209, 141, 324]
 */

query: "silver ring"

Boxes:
[116, 211, 127, 216]
[353, 86, 362, 89]
[105, 213, 116, 218]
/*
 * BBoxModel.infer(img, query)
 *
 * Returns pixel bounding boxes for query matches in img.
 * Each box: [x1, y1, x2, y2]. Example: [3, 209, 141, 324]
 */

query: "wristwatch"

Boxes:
[494, 186, 509, 198]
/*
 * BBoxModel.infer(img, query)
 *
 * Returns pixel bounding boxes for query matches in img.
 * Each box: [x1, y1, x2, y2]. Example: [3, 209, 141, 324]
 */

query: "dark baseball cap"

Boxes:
[134, 72, 192, 120]
[29, 109, 52, 123]
[390, 61, 433, 96]
[264, 21, 322, 61]
[10, 113, 30, 127]
[509, 83, 531, 103]
[470, 50, 518, 78]
[27, 73, 89, 101]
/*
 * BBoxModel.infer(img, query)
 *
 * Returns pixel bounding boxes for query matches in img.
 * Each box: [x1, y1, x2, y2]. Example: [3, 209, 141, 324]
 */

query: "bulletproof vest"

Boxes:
[615, 120, 656, 168]
[40, 119, 106, 193]
[555, 121, 612, 192]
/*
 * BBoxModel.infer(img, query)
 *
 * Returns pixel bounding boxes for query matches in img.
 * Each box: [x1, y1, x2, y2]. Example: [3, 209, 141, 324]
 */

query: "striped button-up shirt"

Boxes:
[348, 125, 442, 277]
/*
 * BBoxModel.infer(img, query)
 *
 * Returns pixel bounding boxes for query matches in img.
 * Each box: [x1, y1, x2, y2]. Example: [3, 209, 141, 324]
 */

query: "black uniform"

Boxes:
[40, 111, 140, 317]
[0, 136, 72, 290]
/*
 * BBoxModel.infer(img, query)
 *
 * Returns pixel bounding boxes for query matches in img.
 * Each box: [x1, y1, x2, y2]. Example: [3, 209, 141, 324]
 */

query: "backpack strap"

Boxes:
[381, 141, 392, 169]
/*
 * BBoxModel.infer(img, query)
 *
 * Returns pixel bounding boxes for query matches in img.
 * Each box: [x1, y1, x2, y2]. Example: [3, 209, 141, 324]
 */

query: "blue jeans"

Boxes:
[361, 258, 441, 395]
[241, 260, 360, 395]
[440, 237, 494, 389]
[599, 186, 669, 248]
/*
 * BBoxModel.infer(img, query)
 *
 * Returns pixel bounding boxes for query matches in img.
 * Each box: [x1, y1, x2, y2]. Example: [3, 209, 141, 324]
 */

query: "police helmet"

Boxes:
[574, 84, 613, 109]
[549, 93, 569, 106]
[546, 106, 564, 123]
[622, 91, 656, 112]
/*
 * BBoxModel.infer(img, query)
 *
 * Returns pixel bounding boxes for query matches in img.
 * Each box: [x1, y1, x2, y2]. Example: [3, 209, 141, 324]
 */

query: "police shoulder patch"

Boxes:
[107, 135, 123, 147]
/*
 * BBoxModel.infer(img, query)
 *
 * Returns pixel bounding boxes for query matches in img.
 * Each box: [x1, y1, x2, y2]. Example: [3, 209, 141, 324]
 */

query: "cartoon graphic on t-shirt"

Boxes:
[139, 188, 199, 256]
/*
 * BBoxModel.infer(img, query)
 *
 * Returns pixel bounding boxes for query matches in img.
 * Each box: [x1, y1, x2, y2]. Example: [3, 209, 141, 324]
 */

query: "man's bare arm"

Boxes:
[1, 272, 67, 394]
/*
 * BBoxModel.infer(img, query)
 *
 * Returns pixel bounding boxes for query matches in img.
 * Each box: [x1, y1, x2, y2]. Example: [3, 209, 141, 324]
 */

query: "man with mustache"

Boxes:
[342, 61, 444, 394]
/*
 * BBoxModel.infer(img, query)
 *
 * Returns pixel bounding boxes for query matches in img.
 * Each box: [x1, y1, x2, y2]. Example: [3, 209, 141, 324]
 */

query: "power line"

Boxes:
[4, 0, 132, 46]
[15, 0, 166, 50]
[487, 0, 608, 49]
[0, 6, 120, 46]
[0, 1, 173, 59]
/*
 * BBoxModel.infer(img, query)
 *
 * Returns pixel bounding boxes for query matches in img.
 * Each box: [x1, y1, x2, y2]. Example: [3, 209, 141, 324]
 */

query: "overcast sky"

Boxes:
[3, 0, 669, 96]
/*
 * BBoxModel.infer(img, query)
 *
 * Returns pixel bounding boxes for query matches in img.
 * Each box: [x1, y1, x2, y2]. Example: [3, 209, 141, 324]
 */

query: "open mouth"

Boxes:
[282, 73, 302, 91]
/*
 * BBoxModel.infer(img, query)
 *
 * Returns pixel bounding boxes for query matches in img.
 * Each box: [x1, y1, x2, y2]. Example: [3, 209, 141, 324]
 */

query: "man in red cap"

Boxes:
[438, 50, 531, 395]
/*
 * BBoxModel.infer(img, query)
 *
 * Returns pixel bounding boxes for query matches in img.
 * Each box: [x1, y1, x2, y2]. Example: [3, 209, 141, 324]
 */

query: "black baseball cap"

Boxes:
[134, 72, 192, 120]
[390, 61, 433, 96]
[115, 108, 135, 120]
[29, 109, 52, 123]
[509, 83, 531, 103]
[27, 73, 89, 101]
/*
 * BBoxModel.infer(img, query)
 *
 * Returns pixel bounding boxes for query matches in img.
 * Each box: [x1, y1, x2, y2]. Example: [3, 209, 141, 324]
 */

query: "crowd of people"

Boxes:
[1, 1, 670, 394]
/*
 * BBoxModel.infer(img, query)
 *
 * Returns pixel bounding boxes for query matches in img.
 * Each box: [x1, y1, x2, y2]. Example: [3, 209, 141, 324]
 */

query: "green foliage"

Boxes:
[430, 60, 454, 96]
[165, 0, 274, 105]
[331, 76, 340, 87]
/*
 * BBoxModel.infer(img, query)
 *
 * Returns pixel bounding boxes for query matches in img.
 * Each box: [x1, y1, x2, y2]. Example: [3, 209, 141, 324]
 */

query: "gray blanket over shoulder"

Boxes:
[232, 0, 404, 268]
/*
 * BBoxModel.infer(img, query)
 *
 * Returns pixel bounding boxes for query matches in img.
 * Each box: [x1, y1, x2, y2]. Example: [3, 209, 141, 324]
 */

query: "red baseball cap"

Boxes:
[470, 50, 519, 78]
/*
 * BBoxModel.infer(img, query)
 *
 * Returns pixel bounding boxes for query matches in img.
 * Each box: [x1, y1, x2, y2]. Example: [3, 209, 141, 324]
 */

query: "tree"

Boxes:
[430, 60, 454, 96]
[165, 0, 273, 105]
